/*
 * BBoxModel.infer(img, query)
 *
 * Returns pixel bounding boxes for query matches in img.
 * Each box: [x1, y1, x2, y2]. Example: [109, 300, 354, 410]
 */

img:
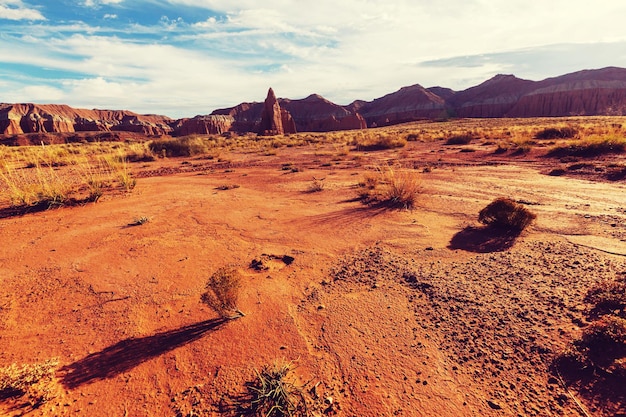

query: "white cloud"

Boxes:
[0, 0, 45, 20]
[3, 0, 626, 117]
[83, 0, 123, 7]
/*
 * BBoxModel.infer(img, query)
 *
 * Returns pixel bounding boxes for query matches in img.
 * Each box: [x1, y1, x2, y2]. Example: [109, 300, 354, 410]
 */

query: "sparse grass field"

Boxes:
[0, 116, 625, 417]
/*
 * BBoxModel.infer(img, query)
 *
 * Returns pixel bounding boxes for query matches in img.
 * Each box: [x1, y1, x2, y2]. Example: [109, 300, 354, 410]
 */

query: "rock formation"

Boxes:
[281, 94, 366, 132]
[349, 84, 446, 127]
[257, 88, 296, 136]
[445, 75, 535, 118]
[172, 115, 235, 136]
[0, 103, 174, 136]
[3, 67, 626, 139]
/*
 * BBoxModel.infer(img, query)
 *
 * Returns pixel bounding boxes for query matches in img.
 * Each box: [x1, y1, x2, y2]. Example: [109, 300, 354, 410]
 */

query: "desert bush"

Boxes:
[306, 177, 325, 193]
[535, 126, 577, 140]
[383, 169, 421, 209]
[444, 134, 473, 145]
[201, 267, 244, 319]
[478, 198, 536, 231]
[585, 275, 626, 317]
[236, 361, 308, 417]
[351, 134, 406, 151]
[0, 358, 58, 408]
[574, 316, 626, 371]
[149, 136, 211, 157]
[358, 168, 420, 209]
[493, 145, 508, 154]
[555, 273, 626, 383]
[547, 135, 626, 158]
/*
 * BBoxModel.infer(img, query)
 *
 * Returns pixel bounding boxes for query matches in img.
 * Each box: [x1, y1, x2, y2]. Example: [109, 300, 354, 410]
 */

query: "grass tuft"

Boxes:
[237, 361, 308, 417]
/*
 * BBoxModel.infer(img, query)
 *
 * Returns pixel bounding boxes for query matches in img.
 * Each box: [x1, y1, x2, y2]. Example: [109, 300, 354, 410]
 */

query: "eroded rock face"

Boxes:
[0, 103, 174, 136]
[4, 67, 626, 138]
[172, 115, 235, 136]
[443, 67, 626, 118]
[352, 84, 446, 127]
[446, 75, 535, 118]
[507, 80, 626, 116]
[281, 94, 366, 132]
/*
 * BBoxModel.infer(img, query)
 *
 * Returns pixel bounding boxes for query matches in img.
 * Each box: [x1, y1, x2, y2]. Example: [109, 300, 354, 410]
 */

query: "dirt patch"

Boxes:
[1, 129, 625, 416]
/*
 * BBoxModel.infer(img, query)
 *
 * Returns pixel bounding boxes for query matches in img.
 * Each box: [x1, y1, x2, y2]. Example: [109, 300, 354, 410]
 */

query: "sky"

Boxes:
[1, 1, 626, 118]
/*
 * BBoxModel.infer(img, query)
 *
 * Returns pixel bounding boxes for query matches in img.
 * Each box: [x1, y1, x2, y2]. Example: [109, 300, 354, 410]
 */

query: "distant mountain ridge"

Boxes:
[2, 67, 626, 138]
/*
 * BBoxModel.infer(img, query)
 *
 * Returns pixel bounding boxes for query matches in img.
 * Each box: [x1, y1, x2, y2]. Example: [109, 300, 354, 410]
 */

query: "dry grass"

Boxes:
[201, 267, 244, 319]
[0, 358, 59, 409]
[585, 275, 626, 317]
[235, 361, 309, 417]
[0, 144, 140, 209]
[547, 135, 626, 158]
[358, 167, 421, 209]
[350, 133, 407, 151]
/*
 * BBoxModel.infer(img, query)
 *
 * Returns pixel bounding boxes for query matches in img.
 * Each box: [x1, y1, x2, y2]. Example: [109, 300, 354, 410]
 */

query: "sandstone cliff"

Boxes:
[4, 67, 626, 139]
[171, 115, 235, 136]
[0, 103, 174, 136]
[280, 94, 366, 132]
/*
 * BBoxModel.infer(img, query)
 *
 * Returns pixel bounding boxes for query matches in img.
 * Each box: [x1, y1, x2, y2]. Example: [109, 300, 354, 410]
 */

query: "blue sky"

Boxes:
[2, 0, 626, 118]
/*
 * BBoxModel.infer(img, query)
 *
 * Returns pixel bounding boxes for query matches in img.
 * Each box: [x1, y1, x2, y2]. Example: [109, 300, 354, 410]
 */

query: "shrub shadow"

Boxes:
[0, 197, 98, 219]
[60, 318, 228, 389]
[448, 226, 521, 253]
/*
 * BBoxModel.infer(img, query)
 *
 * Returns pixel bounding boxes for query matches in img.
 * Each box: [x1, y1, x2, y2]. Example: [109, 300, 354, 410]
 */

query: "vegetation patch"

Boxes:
[234, 361, 309, 417]
[535, 126, 577, 139]
[0, 359, 59, 410]
[547, 136, 626, 158]
[351, 134, 406, 151]
[444, 133, 473, 145]
[358, 168, 421, 210]
[201, 267, 244, 319]
[149, 135, 214, 157]
[554, 272, 626, 412]
[478, 198, 536, 232]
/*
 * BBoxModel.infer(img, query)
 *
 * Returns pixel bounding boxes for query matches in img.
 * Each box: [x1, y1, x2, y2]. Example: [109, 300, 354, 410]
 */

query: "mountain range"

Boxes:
[2, 67, 626, 139]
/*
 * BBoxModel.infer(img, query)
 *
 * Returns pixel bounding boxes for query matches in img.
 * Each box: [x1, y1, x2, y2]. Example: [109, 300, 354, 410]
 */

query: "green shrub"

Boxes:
[478, 198, 536, 231]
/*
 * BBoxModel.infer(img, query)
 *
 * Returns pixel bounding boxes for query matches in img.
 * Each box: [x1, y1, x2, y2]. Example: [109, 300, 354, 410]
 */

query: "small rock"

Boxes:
[317, 304, 325, 310]
[487, 400, 502, 410]
[425, 247, 434, 251]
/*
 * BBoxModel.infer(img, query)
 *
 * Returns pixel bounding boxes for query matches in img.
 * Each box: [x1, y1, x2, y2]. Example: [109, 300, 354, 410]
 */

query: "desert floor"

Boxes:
[1, 131, 625, 416]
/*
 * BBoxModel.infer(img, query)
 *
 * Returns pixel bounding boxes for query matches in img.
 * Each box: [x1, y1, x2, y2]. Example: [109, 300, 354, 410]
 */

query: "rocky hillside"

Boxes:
[0, 103, 174, 136]
[2, 67, 626, 138]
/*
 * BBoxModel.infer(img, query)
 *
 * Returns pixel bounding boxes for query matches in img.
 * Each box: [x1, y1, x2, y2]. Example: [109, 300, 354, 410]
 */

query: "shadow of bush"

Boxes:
[448, 226, 521, 253]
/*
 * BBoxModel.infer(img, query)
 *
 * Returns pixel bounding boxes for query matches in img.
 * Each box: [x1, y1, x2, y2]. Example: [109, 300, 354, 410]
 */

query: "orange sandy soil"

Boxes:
[1, 135, 625, 416]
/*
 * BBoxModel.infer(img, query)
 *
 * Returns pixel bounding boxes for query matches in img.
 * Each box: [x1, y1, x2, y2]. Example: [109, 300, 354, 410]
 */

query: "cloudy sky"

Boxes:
[2, 0, 626, 118]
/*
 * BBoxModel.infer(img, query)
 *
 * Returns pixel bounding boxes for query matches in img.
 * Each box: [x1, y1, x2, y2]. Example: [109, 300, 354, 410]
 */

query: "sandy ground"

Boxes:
[0, 137, 625, 416]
